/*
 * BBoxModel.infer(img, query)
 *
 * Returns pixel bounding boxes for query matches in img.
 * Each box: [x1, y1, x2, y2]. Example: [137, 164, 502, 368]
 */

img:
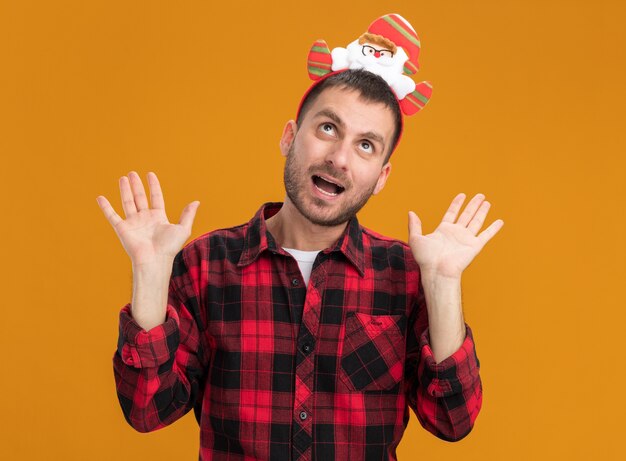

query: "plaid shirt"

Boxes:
[113, 202, 482, 460]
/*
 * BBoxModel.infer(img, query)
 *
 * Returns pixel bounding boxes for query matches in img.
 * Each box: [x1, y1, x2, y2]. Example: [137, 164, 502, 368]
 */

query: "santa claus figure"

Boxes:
[306, 13, 432, 116]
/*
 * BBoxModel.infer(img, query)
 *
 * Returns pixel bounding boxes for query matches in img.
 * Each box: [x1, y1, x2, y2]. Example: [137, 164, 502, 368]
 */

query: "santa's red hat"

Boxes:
[367, 13, 422, 75]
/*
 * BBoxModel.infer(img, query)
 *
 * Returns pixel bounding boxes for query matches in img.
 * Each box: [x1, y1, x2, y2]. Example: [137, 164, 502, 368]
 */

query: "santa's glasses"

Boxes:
[361, 45, 394, 58]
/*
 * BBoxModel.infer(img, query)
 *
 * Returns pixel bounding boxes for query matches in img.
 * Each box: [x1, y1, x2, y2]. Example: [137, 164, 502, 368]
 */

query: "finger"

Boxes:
[147, 172, 165, 210]
[441, 193, 466, 223]
[179, 201, 200, 232]
[96, 195, 123, 228]
[467, 200, 491, 235]
[477, 219, 504, 246]
[128, 171, 149, 211]
[408, 211, 422, 237]
[456, 193, 486, 227]
[119, 176, 137, 218]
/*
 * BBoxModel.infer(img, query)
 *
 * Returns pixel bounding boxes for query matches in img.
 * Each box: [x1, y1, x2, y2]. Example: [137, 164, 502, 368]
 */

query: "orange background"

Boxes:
[1, 0, 625, 459]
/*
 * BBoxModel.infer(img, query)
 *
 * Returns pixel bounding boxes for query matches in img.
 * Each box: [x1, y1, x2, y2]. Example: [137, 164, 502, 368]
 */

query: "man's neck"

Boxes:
[265, 198, 348, 251]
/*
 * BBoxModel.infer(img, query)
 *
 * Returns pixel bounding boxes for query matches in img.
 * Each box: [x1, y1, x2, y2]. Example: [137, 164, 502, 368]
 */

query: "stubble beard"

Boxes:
[283, 142, 378, 227]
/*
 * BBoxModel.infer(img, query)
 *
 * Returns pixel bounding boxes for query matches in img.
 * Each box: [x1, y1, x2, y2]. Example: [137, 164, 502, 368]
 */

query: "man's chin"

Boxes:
[296, 199, 352, 227]
[306, 214, 352, 228]
[303, 208, 350, 227]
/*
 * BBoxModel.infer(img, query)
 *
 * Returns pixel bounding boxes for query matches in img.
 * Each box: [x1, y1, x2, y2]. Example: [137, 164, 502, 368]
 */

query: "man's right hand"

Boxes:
[96, 171, 200, 330]
[96, 171, 200, 267]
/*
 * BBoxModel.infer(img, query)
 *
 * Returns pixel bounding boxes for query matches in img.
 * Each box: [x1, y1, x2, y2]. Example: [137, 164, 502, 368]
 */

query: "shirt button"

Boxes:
[291, 278, 299, 286]
[302, 343, 312, 353]
[299, 411, 308, 420]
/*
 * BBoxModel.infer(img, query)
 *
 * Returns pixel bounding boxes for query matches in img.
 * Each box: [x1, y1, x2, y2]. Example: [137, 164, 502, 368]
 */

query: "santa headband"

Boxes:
[295, 13, 433, 157]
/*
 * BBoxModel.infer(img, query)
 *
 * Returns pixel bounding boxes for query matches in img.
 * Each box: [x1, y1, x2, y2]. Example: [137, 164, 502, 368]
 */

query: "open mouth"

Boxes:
[312, 175, 345, 197]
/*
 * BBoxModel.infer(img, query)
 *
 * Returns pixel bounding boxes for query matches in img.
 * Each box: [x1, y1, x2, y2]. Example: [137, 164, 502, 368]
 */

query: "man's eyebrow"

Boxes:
[313, 109, 344, 127]
[313, 109, 387, 151]
[359, 130, 385, 150]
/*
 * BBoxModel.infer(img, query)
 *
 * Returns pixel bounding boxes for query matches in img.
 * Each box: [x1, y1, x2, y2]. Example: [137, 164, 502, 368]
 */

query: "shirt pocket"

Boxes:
[338, 312, 406, 393]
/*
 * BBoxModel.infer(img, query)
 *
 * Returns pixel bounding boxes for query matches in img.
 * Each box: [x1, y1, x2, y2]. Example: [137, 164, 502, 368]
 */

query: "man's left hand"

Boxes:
[408, 193, 504, 280]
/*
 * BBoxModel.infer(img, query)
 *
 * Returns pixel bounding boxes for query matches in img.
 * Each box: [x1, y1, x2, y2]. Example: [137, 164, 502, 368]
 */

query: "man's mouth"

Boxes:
[312, 175, 345, 197]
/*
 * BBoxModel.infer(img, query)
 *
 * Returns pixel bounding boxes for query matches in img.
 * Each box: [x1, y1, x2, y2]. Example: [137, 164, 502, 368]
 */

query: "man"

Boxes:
[97, 14, 503, 461]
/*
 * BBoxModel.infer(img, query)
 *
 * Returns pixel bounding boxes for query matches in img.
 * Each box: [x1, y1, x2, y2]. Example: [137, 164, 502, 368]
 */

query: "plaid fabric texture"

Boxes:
[113, 202, 482, 460]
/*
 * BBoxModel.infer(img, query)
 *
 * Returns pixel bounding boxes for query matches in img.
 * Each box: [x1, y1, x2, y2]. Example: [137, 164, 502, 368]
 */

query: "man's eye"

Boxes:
[360, 141, 373, 153]
[321, 123, 335, 134]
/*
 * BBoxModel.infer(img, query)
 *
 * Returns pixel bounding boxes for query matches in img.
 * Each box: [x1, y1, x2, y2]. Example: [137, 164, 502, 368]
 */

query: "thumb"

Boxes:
[179, 201, 200, 231]
[408, 211, 422, 238]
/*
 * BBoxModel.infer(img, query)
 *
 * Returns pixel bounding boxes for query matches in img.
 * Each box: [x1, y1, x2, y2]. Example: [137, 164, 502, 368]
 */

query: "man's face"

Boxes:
[280, 85, 395, 227]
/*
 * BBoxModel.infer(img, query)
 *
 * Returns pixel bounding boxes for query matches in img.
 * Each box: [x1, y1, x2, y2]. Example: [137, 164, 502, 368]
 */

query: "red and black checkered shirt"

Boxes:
[113, 202, 482, 460]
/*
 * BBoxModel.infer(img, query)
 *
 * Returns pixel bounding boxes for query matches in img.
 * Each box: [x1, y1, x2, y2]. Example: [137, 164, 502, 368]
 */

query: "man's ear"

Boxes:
[373, 162, 392, 195]
[279, 120, 298, 157]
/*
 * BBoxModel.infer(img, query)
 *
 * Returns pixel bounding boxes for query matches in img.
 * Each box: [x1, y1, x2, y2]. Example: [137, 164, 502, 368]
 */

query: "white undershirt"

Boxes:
[283, 247, 321, 287]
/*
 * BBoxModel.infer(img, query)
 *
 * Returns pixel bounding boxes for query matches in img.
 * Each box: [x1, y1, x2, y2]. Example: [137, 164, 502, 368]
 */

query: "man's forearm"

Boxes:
[420, 271, 467, 363]
[130, 258, 174, 331]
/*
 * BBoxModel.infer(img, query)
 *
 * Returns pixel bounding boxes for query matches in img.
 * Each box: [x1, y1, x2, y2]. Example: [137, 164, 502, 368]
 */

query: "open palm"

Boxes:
[408, 193, 503, 279]
[96, 171, 200, 266]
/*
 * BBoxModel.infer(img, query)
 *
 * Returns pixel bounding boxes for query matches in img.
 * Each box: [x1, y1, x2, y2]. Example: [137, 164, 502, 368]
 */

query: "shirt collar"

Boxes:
[237, 202, 365, 276]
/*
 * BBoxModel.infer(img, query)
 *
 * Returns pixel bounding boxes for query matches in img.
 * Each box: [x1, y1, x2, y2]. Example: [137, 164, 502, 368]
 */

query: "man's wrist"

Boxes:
[131, 258, 175, 331]
[420, 269, 462, 290]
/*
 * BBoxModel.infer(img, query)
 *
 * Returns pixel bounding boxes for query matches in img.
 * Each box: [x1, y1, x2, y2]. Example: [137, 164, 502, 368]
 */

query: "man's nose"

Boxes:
[374, 51, 380, 58]
[325, 139, 350, 171]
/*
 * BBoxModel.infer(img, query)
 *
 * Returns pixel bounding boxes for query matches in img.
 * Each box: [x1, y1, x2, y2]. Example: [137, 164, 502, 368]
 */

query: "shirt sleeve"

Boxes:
[404, 272, 483, 442]
[112, 241, 210, 433]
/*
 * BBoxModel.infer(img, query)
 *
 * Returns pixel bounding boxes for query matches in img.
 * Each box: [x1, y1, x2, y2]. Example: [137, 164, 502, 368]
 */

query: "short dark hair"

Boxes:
[296, 69, 402, 163]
